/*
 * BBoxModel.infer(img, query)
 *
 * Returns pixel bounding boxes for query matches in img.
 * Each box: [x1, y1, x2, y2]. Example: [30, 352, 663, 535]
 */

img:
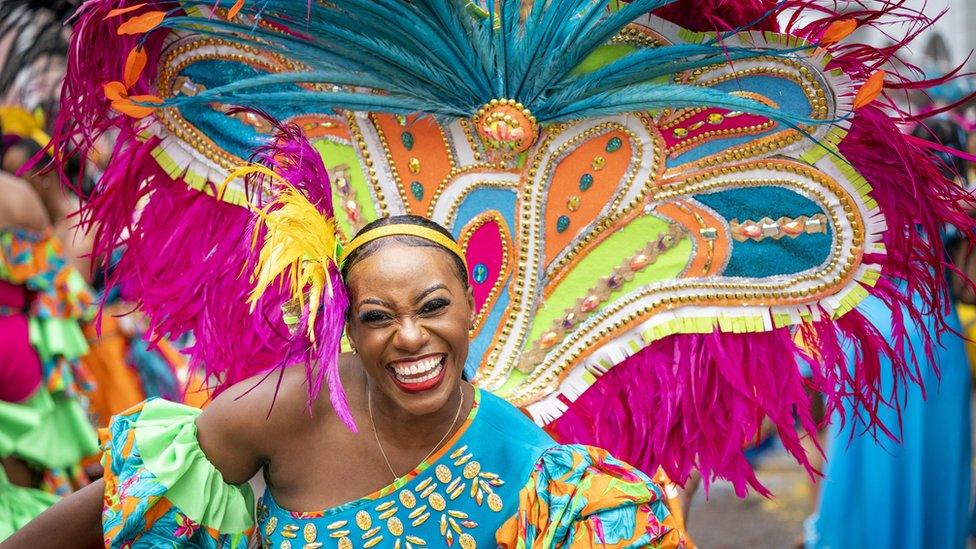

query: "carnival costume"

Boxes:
[45, 0, 976, 545]
[0, 2, 102, 537]
[0, 223, 99, 517]
[1, 0, 189, 425]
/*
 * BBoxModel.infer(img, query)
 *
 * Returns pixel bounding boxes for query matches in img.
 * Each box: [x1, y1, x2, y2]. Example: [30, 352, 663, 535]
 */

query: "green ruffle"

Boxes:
[135, 400, 254, 533]
[0, 467, 59, 541]
[12, 390, 98, 469]
[0, 391, 43, 458]
[28, 317, 90, 364]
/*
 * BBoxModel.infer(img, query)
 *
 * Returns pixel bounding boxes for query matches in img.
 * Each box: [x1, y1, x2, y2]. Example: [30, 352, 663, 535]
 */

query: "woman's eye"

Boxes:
[419, 298, 450, 315]
[359, 311, 391, 325]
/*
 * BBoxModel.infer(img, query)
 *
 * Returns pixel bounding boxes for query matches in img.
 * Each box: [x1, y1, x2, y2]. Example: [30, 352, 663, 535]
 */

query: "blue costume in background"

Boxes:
[807, 293, 972, 548]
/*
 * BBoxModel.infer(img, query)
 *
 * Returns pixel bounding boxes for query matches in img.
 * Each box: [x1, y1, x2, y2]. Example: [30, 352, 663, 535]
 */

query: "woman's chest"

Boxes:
[257, 444, 519, 549]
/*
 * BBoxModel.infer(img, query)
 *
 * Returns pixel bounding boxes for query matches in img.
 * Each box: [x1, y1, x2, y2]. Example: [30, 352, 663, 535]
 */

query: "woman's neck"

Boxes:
[366, 381, 470, 453]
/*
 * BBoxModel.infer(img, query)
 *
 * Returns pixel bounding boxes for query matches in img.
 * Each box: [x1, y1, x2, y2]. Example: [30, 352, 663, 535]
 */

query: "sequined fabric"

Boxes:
[101, 391, 682, 548]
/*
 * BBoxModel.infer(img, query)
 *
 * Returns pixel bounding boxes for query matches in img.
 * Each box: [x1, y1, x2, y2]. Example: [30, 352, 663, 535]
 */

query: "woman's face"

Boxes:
[346, 242, 473, 417]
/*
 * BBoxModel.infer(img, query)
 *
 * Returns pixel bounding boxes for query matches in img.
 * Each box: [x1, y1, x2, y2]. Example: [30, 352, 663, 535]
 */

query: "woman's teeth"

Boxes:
[391, 356, 444, 382]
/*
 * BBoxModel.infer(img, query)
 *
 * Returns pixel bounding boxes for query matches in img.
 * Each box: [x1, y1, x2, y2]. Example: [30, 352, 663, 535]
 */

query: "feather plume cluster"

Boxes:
[150, 0, 815, 128]
[242, 165, 340, 342]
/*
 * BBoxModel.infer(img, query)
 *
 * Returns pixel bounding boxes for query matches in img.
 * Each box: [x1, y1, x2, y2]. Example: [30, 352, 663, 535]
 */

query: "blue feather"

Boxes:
[158, 0, 825, 132]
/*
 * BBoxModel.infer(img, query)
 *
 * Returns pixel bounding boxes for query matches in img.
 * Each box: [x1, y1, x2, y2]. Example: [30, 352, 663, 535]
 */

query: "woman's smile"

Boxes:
[387, 353, 447, 393]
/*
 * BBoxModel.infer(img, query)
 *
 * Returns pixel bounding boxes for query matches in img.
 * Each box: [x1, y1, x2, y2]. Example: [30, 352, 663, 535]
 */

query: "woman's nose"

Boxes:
[393, 317, 429, 350]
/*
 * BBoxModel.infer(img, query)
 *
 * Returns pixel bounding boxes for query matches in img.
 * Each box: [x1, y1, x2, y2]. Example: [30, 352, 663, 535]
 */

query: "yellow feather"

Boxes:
[225, 165, 339, 344]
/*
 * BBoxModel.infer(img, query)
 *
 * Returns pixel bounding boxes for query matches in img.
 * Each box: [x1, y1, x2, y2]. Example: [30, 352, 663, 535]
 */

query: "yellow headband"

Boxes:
[340, 224, 468, 271]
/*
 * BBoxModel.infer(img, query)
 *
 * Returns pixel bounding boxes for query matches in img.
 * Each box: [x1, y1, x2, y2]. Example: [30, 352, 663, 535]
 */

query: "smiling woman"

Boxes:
[7, 205, 687, 548]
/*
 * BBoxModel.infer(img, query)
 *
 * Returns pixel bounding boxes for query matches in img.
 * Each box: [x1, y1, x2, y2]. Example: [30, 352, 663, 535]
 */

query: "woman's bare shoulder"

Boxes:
[202, 356, 365, 443]
[202, 366, 313, 436]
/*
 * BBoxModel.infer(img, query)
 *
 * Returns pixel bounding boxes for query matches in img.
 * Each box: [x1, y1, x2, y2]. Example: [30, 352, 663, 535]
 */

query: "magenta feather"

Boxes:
[243, 115, 355, 429]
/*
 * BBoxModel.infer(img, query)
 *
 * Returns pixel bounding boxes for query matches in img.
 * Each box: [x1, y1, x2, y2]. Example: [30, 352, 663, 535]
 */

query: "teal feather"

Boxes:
[549, 44, 810, 103]
[156, 0, 823, 130]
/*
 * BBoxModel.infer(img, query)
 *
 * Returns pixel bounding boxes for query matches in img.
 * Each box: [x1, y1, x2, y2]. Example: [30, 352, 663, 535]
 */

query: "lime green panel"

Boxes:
[313, 140, 379, 236]
[573, 44, 636, 75]
[523, 215, 692, 353]
[495, 367, 526, 396]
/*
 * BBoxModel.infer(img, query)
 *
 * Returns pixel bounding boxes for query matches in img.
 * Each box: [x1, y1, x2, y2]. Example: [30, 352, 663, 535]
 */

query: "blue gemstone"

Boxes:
[579, 173, 593, 191]
[472, 263, 489, 284]
[410, 181, 424, 200]
[556, 215, 570, 233]
[401, 131, 415, 150]
[606, 136, 622, 152]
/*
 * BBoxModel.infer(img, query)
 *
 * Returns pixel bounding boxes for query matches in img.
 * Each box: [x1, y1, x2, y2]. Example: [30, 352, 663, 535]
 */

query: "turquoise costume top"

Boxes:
[100, 389, 687, 548]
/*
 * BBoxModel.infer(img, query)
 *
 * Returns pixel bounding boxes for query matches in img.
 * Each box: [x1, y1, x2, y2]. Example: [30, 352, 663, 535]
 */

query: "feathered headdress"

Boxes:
[227, 117, 353, 427]
[47, 0, 976, 495]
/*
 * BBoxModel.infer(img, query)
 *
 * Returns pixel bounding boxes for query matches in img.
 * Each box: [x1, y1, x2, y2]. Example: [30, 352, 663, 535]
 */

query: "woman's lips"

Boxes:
[387, 354, 447, 393]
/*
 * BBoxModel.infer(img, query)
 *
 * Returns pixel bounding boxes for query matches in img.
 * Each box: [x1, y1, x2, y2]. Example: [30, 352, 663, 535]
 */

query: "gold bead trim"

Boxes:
[508, 158, 867, 403]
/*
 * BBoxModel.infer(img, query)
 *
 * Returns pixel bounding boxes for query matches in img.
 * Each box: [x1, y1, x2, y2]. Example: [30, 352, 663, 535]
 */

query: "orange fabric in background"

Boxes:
[81, 315, 145, 427]
[180, 366, 212, 409]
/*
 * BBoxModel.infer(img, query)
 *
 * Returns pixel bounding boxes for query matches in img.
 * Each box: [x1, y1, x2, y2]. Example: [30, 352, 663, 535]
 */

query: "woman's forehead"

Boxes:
[346, 243, 460, 297]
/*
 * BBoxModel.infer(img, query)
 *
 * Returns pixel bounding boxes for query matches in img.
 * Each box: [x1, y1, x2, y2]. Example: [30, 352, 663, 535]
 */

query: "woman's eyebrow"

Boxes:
[412, 284, 449, 305]
[358, 297, 393, 308]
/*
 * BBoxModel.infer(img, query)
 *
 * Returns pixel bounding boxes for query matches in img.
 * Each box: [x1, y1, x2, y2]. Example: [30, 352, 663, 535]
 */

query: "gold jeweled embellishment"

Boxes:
[329, 446, 503, 549]
[429, 493, 447, 511]
[420, 483, 437, 498]
[459, 532, 477, 549]
[388, 517, 405, 536]
[435, 464, 452, 483]
[303, 523, 316, 543]
[304, 543, 324, 549]
[356, 510, 372, 530]
[281, 524, 299, 539]
[408, 157, 421, 174]
[487, 493, 503, 512]
[279, 541, 291, 549]
[462, 461, 481, 479]
[399, 490, 417, 508]
[265, 516, 278, 536]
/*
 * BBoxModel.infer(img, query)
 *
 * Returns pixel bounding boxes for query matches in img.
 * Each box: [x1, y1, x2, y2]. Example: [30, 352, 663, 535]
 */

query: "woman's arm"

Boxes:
[4, 375, 279, 547]
[1, 478, 104, 549]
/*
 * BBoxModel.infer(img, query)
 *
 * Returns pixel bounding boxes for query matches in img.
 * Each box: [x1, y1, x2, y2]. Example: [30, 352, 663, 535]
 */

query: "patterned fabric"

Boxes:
[0, 227, 95, 396]
[496, 445, 685, 548]
[101, 400, 254, 548]
[102, 392, 683, 548]
[0, 228, 94, 322]
[0, 227, 99, 480]
[258, 389, 539, 549]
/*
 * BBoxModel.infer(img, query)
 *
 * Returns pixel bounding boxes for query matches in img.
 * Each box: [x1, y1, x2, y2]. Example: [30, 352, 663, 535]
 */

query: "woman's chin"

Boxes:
[383, 367, 461, 418]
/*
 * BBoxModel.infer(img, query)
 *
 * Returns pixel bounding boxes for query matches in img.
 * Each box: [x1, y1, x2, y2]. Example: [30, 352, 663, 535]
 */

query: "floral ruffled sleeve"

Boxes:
[0, 227, 94, 395]
[101, 399, 255, 548]
[496, 444, 688, 548]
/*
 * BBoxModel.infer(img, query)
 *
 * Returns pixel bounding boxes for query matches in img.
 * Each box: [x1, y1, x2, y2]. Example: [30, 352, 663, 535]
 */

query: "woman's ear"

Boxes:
[466, 287, 476, 327]
[344, 325, 357, 354]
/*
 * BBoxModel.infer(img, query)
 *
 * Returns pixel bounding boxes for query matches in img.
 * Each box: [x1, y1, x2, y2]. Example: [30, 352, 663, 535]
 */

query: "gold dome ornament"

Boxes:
[472, 99, 539, 155]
